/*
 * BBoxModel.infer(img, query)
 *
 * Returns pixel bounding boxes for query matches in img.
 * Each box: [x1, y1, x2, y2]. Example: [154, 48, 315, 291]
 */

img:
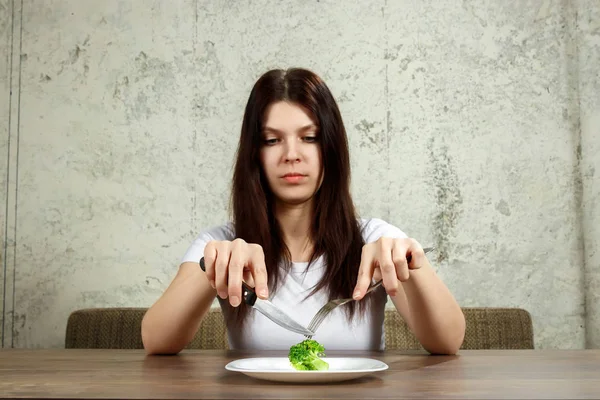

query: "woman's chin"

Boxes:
[274, 195, 315, 207]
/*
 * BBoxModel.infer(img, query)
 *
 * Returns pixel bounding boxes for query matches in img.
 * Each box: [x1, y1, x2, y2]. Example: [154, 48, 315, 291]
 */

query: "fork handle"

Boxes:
[365, 254, 412, 293]
[365, 255, 413, 293]
[366, 247, 435, 293]
[366, 279, 384, 294]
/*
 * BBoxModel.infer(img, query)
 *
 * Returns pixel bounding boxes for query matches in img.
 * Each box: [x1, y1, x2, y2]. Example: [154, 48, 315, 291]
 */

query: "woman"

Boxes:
[141, 68, 465, 355]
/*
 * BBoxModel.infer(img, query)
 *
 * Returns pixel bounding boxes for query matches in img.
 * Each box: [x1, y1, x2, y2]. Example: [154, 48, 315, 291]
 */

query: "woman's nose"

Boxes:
[284, 142, 300, 162]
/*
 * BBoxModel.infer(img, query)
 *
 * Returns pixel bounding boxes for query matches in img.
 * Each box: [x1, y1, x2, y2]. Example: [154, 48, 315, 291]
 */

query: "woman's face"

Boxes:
[259, 101, 322, 206]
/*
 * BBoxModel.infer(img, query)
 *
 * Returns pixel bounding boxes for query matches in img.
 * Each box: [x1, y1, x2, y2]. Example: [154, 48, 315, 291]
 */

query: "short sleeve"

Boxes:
[180, 223, 236, 264]
[360, 218, 408, 243]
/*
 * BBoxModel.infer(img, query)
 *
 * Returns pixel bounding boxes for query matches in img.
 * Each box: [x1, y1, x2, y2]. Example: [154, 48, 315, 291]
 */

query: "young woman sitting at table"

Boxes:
[141, 68, 465, 355]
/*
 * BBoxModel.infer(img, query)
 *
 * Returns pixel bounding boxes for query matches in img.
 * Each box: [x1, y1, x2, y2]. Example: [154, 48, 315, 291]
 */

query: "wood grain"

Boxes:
[1, 349, 599, 399]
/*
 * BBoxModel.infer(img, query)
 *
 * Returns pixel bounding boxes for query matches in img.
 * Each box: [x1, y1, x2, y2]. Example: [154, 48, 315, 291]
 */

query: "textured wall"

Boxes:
[0, 0, 8, 346]
[0, 0, 598, 349]
[1, 0, 15, 348]
[579, 0, 600, 348]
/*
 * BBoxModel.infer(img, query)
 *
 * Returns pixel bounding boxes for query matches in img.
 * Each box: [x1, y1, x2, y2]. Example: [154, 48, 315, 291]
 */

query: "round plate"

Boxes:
[225, 357, 388, 383]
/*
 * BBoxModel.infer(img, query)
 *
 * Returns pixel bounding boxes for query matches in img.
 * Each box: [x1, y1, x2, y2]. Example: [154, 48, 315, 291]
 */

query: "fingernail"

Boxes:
[259, 289, 268, 298]
[353, 291, 361, 299]
[230, 296, 240, 307]
[218, 291, 228, 299]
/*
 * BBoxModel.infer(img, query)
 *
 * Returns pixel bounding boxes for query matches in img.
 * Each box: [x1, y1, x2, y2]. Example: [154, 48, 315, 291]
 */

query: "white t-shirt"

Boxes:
[181, 218, 408, 351]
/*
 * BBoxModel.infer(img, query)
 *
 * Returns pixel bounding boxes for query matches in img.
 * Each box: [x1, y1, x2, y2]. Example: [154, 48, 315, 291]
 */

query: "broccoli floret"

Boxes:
[288, 339, 329, 371]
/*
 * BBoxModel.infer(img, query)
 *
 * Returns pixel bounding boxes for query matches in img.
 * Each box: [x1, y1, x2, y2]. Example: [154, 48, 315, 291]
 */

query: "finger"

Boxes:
[242, 269, 255, 288]
[227, 239, 247, 307]
[244, 244, 268, 299]
[214, 242, 231, 300]
[392, 240, 410, 282]
[378, 238, 399, 295]
[407, 239, 425, 269]
[203, 241, 218, 289]
[373, 268, 382, 282]
[353, 244, 375, 300]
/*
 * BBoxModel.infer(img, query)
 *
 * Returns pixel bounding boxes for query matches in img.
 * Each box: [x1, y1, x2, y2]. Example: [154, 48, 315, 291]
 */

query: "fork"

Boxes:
[303, 246, 435, 339]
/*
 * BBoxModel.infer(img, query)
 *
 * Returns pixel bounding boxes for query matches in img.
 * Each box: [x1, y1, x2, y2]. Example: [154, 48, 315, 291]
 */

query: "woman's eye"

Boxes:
[303, 136, 318, 143]
[264, 138, 278, 145]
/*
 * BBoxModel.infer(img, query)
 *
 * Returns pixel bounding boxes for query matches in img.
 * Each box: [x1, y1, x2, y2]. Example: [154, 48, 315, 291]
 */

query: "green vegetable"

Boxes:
[288, 339, 329, 371]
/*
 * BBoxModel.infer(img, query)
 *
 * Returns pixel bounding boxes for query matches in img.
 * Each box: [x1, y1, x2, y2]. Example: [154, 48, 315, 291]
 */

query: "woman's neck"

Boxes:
[274, 200, 314, 263]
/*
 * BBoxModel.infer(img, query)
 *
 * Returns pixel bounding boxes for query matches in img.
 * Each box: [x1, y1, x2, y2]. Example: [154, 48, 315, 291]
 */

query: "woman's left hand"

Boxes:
[352, 237, 427, 300]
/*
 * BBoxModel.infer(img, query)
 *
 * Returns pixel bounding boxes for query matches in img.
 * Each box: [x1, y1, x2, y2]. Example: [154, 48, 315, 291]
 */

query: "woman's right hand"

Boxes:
[202, 239, 268, 307]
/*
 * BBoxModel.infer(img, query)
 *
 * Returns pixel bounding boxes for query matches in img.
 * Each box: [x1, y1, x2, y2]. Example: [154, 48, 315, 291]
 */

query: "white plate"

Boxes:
[225, 357, 388, 383]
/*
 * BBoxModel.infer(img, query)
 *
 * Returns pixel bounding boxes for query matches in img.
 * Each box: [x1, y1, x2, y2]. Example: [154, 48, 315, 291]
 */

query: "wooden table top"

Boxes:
[1, 349, 599, 399]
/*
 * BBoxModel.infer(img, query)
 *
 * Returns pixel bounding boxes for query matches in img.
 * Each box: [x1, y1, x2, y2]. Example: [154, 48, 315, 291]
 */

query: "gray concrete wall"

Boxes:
[0, 0, 598, 349]
[579, 0, 600, 349]
[1, 0, 14, 348]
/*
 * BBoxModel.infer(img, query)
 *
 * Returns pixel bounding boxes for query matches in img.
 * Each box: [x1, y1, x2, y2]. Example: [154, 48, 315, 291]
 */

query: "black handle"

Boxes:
[199, 257, 257, 306]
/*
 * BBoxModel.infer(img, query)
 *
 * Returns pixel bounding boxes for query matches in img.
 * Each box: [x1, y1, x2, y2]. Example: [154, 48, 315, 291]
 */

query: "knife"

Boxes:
[199, 257, 314, 336]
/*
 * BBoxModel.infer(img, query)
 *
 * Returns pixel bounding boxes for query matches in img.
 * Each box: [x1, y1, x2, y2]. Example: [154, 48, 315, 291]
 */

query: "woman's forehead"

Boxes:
[263, 101, 317, 131]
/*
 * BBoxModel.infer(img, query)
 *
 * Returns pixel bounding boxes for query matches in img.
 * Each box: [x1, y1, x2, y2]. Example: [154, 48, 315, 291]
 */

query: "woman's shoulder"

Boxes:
[358, 217, 408, 243]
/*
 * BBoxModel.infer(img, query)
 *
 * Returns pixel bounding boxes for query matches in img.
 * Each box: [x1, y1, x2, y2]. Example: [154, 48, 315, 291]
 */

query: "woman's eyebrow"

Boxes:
[263, 124, 318, 134]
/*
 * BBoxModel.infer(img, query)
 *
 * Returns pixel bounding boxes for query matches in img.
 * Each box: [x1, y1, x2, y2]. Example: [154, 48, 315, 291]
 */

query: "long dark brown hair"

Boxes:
[223, 68, 372, 330]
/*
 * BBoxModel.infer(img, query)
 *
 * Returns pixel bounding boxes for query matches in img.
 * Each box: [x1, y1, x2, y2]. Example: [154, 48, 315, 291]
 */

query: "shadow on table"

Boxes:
[216, 373, 385, 386]
[383, 354, 459, 373]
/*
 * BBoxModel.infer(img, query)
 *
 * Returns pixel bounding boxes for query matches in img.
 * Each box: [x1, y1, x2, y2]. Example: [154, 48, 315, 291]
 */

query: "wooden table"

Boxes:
[1, 349, 599, 399]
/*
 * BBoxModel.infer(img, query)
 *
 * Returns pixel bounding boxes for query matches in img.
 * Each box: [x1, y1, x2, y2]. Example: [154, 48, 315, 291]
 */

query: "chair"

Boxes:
[384, 307, 534, 350]
[65, 307, 228, 349]
[65, 307, 534, 350]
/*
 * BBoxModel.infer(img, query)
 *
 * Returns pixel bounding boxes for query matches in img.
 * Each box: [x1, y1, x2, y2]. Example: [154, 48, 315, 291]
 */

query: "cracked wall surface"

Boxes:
[1, 0, 598, 349]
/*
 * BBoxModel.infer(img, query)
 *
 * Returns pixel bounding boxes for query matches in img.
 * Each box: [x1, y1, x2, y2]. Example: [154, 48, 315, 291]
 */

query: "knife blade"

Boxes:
[199, 257, 314, 336]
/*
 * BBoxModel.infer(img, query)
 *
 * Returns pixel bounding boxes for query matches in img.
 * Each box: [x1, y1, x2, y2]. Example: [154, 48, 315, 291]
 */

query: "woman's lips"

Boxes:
[282, 173, 306, 183]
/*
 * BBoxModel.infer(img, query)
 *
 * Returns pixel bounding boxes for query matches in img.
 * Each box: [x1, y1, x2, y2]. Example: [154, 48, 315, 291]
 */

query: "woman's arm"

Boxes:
[141, 262, 217, 355]
[352, 230, 465, 355]
[389, 259, 465, 355]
